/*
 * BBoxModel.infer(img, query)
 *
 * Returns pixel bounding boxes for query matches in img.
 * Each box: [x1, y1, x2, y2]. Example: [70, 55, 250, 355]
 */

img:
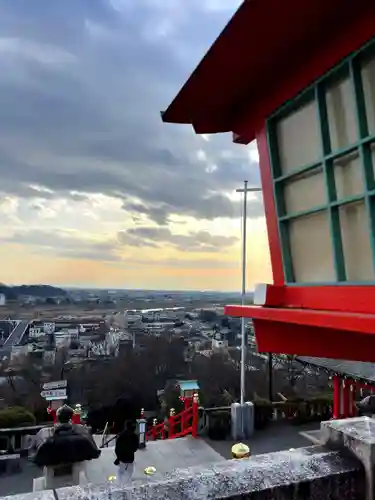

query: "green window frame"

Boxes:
[267, 37, 375, 285]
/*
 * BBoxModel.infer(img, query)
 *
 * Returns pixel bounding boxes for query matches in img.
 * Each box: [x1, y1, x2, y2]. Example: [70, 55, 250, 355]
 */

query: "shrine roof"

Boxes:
[177, 380, 199, 391]
[162, 0, 374, 142]
[297, 357, 375, 385]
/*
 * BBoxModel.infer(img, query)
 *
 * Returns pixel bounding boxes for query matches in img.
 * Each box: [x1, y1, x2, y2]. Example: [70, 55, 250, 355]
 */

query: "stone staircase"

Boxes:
[85, 436, 224, 484]
[33, 436, 224, 491]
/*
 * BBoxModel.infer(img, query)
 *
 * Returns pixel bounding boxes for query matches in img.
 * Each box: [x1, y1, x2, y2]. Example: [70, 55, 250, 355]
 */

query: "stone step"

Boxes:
[85, 436, 224, 485]
[299, 429, 323, 445]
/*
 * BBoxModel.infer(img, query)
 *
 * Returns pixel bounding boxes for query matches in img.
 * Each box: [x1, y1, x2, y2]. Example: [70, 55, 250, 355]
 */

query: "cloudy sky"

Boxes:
[0, 0, 271, 291]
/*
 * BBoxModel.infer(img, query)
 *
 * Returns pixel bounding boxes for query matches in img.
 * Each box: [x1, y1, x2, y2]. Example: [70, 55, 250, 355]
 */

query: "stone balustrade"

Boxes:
[2, 416, 375, 499]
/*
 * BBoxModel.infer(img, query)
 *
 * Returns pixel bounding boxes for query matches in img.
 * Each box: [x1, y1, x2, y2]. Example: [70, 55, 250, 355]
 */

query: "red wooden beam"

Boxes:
[256, 131, 284, 285]
[251, 320, 375, 362]
[256, 284, 375, 315]
[224, 305, 375, 334]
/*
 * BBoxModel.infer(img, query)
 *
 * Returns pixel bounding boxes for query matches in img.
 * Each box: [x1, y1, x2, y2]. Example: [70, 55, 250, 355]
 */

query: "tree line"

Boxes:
[0, 334, 330, 425]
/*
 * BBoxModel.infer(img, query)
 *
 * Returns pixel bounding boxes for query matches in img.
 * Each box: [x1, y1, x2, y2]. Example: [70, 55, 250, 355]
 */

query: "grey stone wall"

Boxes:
[3, 416, 375, 500]
[1, 445, 364, 500]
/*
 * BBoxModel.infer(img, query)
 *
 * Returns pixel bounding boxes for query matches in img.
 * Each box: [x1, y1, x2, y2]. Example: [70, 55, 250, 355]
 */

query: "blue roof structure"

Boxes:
[177, 380, 199, 392]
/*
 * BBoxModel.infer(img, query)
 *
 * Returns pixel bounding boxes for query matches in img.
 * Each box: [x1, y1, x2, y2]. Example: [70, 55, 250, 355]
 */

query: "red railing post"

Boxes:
[152, 418, 158, 440]
[192, 393, 199, 438]
[72, 404, 82, 424]
[181, 410, 185, 433]
[169, 408, 175, 438]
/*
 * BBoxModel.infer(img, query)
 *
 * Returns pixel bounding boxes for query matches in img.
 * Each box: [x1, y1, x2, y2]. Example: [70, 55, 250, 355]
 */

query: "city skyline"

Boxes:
[0, 0, 272, 291]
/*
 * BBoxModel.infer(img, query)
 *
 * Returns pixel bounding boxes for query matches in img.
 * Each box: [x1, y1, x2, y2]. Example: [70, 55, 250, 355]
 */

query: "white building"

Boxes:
[212, 338, 228, 351]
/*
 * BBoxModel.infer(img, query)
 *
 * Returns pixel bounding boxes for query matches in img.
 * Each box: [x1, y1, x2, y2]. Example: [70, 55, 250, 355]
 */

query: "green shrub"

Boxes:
[0, 407, 36, 428]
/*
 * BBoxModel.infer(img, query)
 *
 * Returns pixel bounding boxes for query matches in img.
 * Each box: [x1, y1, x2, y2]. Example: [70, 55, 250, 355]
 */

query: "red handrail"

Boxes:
[146, 393, 199, 441]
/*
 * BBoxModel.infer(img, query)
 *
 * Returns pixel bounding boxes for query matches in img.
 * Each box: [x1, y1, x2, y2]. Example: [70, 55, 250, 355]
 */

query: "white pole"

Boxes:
[236, 183, 262, 406]
[240, 180, 248, 405]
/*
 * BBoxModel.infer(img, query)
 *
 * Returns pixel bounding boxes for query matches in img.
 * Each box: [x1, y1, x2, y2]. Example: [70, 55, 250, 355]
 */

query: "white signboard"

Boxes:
[43, 322, 55, 335]
[41, 389, 67, 400]
[43, 380, 67, 390]
[0, 453, 20, 461]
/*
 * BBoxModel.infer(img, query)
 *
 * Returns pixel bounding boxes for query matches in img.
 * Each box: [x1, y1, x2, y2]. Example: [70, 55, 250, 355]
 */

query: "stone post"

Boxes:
[231, 401, 254, 440]
[136, 417, 147, 449]
[321, 416, 375, 500]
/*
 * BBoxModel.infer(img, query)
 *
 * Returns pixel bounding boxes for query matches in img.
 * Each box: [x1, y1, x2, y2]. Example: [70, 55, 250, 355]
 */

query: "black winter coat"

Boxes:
[34, 423, 101, 467]
[114, 430, 139, 464]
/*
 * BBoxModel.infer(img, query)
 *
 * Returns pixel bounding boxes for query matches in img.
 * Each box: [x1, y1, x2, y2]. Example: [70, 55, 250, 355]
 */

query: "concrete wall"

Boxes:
[2, 417, 375, 499]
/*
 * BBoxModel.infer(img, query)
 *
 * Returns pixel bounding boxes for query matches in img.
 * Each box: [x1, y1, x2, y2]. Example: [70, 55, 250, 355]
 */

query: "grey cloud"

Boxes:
[0, 1, 259, 226]
[4, 229, 119, 262]
[124, 202, 169, 225]
[118, 226, 238, 252]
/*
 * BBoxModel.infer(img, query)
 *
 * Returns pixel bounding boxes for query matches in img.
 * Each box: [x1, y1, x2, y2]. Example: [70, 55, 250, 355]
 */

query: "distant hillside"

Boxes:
[0, 283, 67, 299]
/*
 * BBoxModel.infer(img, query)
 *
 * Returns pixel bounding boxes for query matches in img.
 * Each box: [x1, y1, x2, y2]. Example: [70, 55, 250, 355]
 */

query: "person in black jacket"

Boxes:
[34, 404, 101, 467]
[114, 420, 139, 483]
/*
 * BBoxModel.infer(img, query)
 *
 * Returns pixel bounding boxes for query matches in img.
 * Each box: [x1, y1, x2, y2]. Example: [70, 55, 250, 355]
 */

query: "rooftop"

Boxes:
[162, 0, 375, 143]
[297, 357, 375, 385]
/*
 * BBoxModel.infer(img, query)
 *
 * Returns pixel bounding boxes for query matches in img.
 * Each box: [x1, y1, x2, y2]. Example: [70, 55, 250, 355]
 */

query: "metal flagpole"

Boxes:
[236, 182, 262, 405]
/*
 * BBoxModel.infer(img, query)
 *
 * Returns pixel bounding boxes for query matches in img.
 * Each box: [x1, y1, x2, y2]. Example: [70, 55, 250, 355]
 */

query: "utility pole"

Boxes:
[236, 181, 262, 405]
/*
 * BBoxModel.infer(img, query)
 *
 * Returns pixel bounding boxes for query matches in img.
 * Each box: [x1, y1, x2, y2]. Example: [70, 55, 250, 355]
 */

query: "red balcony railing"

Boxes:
[147, 393, 199, 441]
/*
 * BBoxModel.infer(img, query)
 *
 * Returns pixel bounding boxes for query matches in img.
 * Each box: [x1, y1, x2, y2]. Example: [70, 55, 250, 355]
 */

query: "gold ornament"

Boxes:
[144, 466, 156, 475]
[231, 443, 250, 459]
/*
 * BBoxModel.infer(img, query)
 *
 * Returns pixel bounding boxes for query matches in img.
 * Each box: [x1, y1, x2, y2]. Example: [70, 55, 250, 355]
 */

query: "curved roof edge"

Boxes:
[161, 0, 375, 143]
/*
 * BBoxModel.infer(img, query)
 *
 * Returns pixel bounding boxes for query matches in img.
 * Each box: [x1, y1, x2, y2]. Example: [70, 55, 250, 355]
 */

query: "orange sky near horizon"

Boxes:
[0, 224, 272, 291]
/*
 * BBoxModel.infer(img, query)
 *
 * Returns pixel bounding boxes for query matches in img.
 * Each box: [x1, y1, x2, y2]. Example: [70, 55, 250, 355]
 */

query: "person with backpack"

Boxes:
[33, 404, 101, 467]
[114, 420, 139, 483]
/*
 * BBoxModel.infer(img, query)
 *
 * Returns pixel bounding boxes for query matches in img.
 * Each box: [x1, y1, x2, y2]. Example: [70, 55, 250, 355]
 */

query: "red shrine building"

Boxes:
[162, 0, 375, 419]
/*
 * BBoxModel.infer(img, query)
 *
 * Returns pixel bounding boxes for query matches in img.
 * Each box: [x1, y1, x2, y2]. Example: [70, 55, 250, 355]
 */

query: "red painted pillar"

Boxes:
[342, 380, 352, 418]
[184, 398, 191, 411]
[72, 413, 81, 424]
[47, 407, 57, 424]
[333, 376, 341, 419]
[350, 382, 357, 417]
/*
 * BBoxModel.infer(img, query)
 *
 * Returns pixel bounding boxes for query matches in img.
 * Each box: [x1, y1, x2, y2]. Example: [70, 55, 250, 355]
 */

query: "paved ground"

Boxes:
[0, 422, 320, 496]
[204, 421, 321, 459]
[86, 436, 224, 484]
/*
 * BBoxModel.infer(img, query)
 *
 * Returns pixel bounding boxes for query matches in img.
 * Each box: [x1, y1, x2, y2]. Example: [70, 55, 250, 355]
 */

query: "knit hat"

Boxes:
[56, 404, 74, 424]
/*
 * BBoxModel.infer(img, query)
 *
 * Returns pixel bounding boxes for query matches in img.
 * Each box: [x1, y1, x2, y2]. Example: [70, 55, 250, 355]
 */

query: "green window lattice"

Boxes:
[267, 38, 375, 284]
